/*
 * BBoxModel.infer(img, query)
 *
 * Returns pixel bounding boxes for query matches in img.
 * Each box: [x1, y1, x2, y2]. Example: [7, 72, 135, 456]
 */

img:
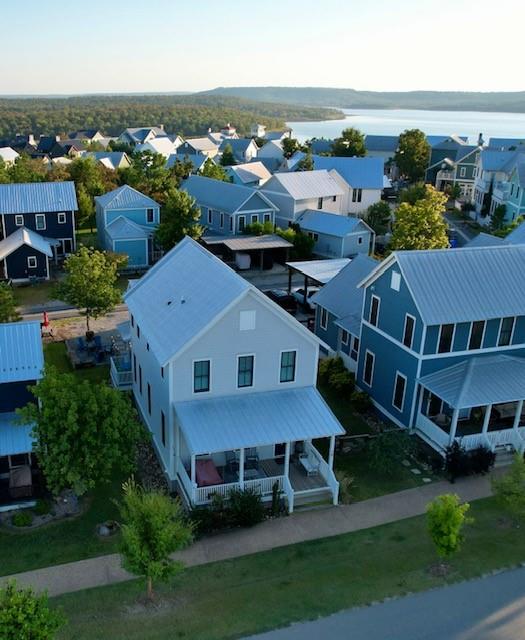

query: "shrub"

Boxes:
[335, 470, 354, 504]
[427, 494, 471, 560]
[445, 442, 494, 481]
[367, 430, 416, 475]
[350, 390, 373, 413]
[319, 357, 354, 393]
[492, 454, 525, 521]
[34, 499, 51, 516]
[469, 446, 495, 475]
[228, 488, 265, 528]
[12, 511, 33, 527]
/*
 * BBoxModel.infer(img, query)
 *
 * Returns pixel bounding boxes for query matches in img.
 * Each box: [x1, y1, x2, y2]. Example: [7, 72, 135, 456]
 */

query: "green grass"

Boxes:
[75, 230, 98, 249]
[53, 497, 525, 640]
[13, 281, 59, 308]
[318, 383, 371, 435]
[44, 342, 110, 384]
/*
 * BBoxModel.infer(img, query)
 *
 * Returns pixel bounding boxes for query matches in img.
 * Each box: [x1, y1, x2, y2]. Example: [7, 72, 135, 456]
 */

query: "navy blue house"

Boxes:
[356, 245, 525, 457]
[0, 182, 78, 281]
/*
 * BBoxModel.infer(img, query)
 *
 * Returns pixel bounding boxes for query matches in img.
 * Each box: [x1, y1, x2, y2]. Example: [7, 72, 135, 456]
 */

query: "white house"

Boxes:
[177, 137, 220, 158]
[226, 161, 272, 187]
[124, 237, 344, 511]
[118, 126, 168, 147]
[219, 138, 259, 164]
[0, 147, 20, 166]
[135, 136, 183, 158]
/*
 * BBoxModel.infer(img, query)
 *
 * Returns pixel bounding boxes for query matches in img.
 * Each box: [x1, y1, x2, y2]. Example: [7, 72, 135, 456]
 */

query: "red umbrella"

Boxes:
[43, 312, 49, 327]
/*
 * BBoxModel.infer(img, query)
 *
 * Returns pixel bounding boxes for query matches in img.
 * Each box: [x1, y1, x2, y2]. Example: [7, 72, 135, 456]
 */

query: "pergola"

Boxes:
[202, 234, 293, 270]
[286, 258, 350, 305]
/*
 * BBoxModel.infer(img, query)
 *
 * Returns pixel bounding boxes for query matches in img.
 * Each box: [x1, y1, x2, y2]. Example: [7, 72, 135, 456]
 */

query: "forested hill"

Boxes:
[200, 87, 525, 113]
[0, 94, 343, 139]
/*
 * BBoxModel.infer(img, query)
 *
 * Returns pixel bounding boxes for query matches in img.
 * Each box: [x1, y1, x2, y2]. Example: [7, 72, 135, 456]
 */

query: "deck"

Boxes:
[260, 459, 328, 492]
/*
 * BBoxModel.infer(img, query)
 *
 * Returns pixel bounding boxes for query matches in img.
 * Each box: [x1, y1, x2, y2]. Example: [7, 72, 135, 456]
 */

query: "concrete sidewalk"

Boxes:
[2, 472, 496, 597]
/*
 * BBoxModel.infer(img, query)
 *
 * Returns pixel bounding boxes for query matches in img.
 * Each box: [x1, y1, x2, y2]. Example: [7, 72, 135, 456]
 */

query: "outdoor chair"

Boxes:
[245, 448, 259, 470]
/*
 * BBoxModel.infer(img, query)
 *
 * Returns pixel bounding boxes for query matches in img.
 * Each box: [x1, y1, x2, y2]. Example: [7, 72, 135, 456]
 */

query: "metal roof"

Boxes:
[394, 245, 525, 325]
[419, 355, 525, 409]
[136, 137, 179, 157]
[506, 221, 525, 245]
[263, 170, 345, 200]
[182, 137, 220, 152]
[334, 313, 362, 337]
[175, 386, 344, 455]
[480, 150, 519, 173]
[466, 233, 507, 248]
[487, 138, 525, 151]
[202, 234, 292, 251]
[311, 156, 385, 190]
[96, 185, 159, 210]
[82, 152, 130, 169]
[286, 258, 351, 284]
[0, 321, 44, 383]
[105, 216, 152, 241]
[121, 127, 167, 143]
[182, 175, 277, 214]
[364, 135, 399, 152]
[297, 210, 367, 237]
[124, 236, 250, 365]
[0, 413, 34, 456]
[228, 162, 272, 184]
[312, 254, 378, 318]
[0, 227, 53, 261]
[0, 181, 78, 214]
[308, 139, 334, 154]
[166, 153, 208, 171]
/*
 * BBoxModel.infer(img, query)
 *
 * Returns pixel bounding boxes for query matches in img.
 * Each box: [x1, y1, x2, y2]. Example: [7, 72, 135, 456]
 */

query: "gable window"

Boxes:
[15, 215, 24, 226]
[240, 310, 256, 331]
[161, 411, 166, 446]
[317, 197, 323, 209]
[251, 214, 258, 224]
[363, 350, 375, 387]
[264, 213, 271, 223]
[403, 314, 415, 349]
[351, 336, 359, 361]
[137, 324, 140, 339]
[35, 214, 46, 230]
[358, 236, 363, 244]
[194, 360, 210, 393]
[280, 350, 296, 383]
[341, 330, 349, 346]
[390, 271, 401, 291]
[498, 317, 515, 347]
[27, 256, 37, 269]
[238, 215, 246, 232]
[207, 208, 212, 225]
[131, 314, 134, 327]
[220, 213, 224, 228]
[161, 366, 164, 379]
[438, 323, 454, 353]
[468, 320, 485, 350]
[238, 355, 254, 388]
[369, 295, 380, 327]
[459, 167, 466, 178]
[147, 383, 152, 415]
[319, 307, 328, 330]
[352, 188, 362, 203]
[58, 212, 66, 224]
[392, 373, 407, 411]
[146, 208, 154, 223]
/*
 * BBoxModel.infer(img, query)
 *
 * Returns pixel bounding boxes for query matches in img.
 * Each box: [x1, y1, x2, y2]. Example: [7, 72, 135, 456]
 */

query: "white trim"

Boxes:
[27, 256, 37, 269]
[392, 371, 407, 412]
[238, 215, 246, 233]
[278, 349, 297, 384]
[15, 215, 24, 226]
[251, 214, 258, 225]
[237, 353, 255, 389]
[57, 212, 67, 224]
[192, 358, 212, 395]
[437, 323, 456, 354]
[341, 329, 349, 346]
[402, 313, 416, 349]
[467, 319, 486, 351]
[363, 349, 375, 387]
[498, 316, 516, 347]
[35, 214, 46, 231]
[369, 294, 380, 327]
[319, 306, 328, 330]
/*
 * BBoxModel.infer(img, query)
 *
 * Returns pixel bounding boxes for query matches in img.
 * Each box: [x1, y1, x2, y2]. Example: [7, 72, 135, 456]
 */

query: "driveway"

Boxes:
[248, 567, 525, 640]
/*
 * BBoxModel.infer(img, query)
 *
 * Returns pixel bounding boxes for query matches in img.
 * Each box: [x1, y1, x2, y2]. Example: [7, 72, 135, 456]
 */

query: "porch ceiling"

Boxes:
[419, 354, 525, 409]
[175, 386, 344, 455]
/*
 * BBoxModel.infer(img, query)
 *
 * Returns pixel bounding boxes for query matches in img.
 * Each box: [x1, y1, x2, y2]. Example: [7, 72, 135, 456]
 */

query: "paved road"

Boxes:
[248, 567, 525, 640]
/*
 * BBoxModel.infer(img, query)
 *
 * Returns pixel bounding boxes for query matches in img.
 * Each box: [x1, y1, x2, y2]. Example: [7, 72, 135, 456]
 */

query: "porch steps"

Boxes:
[293, 488, 333, 510]
[494, 448, 516, 468]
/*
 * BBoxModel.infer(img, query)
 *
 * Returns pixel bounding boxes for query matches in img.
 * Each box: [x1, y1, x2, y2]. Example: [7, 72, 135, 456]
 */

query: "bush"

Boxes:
[351, 390, 373, 413]
[366, 430, 416, 475]
[469, 446, 496, 475]
[11, 511, 33, 527]
[335, 470, 354, 504]
[319, 357, 354, 393]
[445, 442, 495, 481]
[190, 489, 266, 534]
[34, 499, 51, 516]
[228, 488, 265, 528]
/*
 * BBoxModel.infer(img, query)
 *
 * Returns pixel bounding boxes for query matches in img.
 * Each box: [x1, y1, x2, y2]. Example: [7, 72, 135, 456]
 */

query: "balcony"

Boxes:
[110, 354, 133, 390]
[493, 181, 511, 202]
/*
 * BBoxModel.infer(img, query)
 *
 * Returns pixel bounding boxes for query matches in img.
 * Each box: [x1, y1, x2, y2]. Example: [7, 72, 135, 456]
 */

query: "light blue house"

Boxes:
[296, 210, 375, 258]
[356, 245, 525, 457]
[311, 255, 378, 371]
[95, 185, 161, 268]
[490, 156, 525, 222]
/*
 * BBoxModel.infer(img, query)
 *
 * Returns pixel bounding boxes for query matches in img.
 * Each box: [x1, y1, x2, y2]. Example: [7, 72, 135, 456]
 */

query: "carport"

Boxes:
[202, 234, 293, 270]
[286, 258, 351, 305]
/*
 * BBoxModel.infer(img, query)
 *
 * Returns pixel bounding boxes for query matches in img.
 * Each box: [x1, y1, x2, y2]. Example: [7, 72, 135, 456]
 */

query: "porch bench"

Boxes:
[299, 454, 319, 477]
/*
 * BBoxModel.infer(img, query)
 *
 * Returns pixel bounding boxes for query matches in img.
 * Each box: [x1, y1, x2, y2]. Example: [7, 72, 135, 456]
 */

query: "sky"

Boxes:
[1, 0, 524, 95]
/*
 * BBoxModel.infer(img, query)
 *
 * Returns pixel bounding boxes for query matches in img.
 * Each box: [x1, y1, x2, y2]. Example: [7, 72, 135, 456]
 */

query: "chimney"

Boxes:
[159, 124, 164, 131]
[477, 132, 484, 147]
[208, 127, 212, 134]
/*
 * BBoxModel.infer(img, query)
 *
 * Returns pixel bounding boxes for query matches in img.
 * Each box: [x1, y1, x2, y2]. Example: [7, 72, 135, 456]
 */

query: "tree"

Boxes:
[54, 246, 126, 332]
[155, 188, 203, 250]
[365, 201, 391, 234]
[490, 204, 507, 232]
[244, 220, 275, 236]
[331, 127, 366, 157]
[398, 182, 428, 204]
[168, 155, 195, 185]
[0, 283, 20, 323]
[8, 155, 47, 183]
[276, 225, 315, 259]
[492, 454, 525, 521]
[281, 137, 302, 159]
[0, 580, 65, 640]
[76, 183, 95, 231]
[390, 185, 449, 250]
[395, 129, 430, 182]
[18, 367, 142, 496]
[120, 151, 172, 204]
[0, 158, 10, 183]
[119, 478, 193, 600]
[426, 494, 471, 561]
[296, 150, 314, 171]
[220, 143, 236, 166]
[200, 158, 231, 182]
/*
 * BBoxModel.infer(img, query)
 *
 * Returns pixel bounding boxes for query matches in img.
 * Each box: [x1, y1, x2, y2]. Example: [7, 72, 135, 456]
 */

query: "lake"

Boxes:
[287, 108, 525, 143]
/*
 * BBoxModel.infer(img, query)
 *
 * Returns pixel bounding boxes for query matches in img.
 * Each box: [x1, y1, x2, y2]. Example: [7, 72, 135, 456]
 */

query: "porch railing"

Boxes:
[458, 433, 490, 450]
[244, 475, 283, 496]
[178, 464, 196, 505]
[110, 356, 133, 390]
[283, 475, 295, 513]
[415, 414, 450, 450]
[193, 475, 284, 506]
[303, 442, 339, 505]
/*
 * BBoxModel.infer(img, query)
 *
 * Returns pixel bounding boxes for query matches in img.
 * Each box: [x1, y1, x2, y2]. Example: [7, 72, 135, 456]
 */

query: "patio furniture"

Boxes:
[195, 459, 223, 487]
[225, 450, 239, 474]
[299, 453, 320, 477]
[245, 448, 259, 470]
[9, 465, 33, 499]
[76, 336, 86, 352]
[243, 467, 260, 481]
[94, 335, 103, 351]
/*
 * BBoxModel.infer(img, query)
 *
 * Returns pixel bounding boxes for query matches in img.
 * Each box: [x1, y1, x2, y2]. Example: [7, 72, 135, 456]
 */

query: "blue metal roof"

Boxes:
[0, 227, 53, 261]
[175, 386, 344, 455]
[297, 211, 367, 237]
[312, 254, 378, 319]
[480, 150, 518, 172]
[487, 138, 525, 151]
[105, 216, 152, 241]
[308, 139, 334, 154]
[465, 233, 507, 248]
[0, 321, 44, 383]
[365, 135, 399, 152]
[96, 185, 159, 210]
[166, 153, 208, 172]
[182, 175, 276, 214]
[0, 181, 77, 215]
[419, 355, 525, 408]
[506, 221, 525, 245]
[334, 313, 362, 337]
[311, 155, 385, 190]
[0, 413, 34, 456]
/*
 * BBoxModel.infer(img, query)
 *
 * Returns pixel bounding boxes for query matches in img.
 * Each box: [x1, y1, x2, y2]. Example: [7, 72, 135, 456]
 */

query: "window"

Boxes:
[251, 214, 258, 224]
[27, 256, 37, 269]
[161, 411, 166, 446]
[498, 317, 515, 347]
[341, 330, 349, 345]
[390, 271, 401, 291]
[238, 215, 246, 232]
[229, 217, 233, 232]
[35, 214, 46, 230]
[403, 314, 415, 349]
[320, 307, 328, 330]
[146, 208, 154, 223]
[351, 337, 359, 361]
[468, 320, 485, 350]
[161, 366, 164, 379]
[131, 314, 134, 327]
[137, 325, 140, 339]
[240, 310, 256, 331]
[207, 208, 212, 225]
[280, 351, 296, 383]
[358, 236, 363, 244]
[317, 197, 323, 209]
[352, 188, 362, 203]
[238, 355, 254, 388]
[15, 215, 23, 226]
[369, 295, 380, 327]
[139, 365, 142, 394]
[146, 343, 149, 351]
[147, 383, 152, 415]
[392, 373, 407, 411]
[363, 351, 375, 387]
[332, 195, 337, 202]
[220, 213, 224, 228]
[193, 360, 210, 393]
[264, 213, 271, 223]
[133, 354, 137, 383]
[58, 212, 66, 224]
[438, 324, 454, 353]
[459, 167, 466, 177]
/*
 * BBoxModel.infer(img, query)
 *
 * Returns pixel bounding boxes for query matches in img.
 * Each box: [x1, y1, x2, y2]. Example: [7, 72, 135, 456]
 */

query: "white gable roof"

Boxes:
[264, 170, 345, 200]
[0, 227, 53, 261]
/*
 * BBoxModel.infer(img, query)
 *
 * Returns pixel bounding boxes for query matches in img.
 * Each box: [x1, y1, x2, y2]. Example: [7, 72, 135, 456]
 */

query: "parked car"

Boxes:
[292, 286, 320, 311]
[264, 289, 298, 315]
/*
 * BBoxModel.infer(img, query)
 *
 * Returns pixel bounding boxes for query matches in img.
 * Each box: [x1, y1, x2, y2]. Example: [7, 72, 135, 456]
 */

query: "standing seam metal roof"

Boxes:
[0, 227, 53, 261]
[312, 155, 385, 190]
[0, 182, 78, 214]
[95, 185, 159, 210]
[182, 175, 276, 214]
[0, 321, 44, 383]
[264, 170, 345, 200]
[297, 210, 366, 237]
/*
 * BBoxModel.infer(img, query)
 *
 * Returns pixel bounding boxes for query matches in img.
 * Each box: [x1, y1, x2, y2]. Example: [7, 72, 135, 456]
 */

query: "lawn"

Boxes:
[76, 229, 98, 249]
[44, 342, 110, 384]
[13, 280, 60, 308]
[53, 497, 525, 640]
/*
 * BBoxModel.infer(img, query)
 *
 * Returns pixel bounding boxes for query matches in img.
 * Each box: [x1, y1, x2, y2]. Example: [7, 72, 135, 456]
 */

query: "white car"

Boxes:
[291, 286, 320, 311]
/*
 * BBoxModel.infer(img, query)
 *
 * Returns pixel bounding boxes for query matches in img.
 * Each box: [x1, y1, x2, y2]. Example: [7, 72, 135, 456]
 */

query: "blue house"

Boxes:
[356, 245, 525, 457]
[296, 210, 375, 258]
[95, 185, 161, 268]
[0, 321, 43, 506]
[0, 181, 77, 281]
[312, 254, 378, 371]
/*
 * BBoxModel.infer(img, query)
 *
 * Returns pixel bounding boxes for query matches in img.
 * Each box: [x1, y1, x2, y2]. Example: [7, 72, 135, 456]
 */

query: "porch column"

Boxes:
[513, 400, 524, 431]
[448, 408, 460, 445]
[481, 404, 493, 436]
[328, 435, 336, 470]
[287, 267, 292, 294]
[239, 448, 245, 489]
[284, 442, 291, 478]
[190, 454, 196, 486]
[303, 275, 308, 306]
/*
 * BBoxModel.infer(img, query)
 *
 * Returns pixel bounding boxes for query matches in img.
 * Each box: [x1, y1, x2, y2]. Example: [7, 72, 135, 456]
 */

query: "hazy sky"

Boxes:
[1, 0, 523, 95]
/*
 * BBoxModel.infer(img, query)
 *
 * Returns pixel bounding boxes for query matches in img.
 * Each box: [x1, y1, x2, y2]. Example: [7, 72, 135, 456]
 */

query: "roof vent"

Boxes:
[167, 300, 172, 306]
[180, 296, 186, 305]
